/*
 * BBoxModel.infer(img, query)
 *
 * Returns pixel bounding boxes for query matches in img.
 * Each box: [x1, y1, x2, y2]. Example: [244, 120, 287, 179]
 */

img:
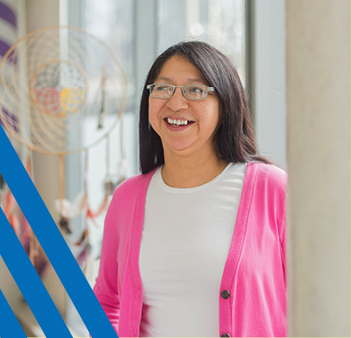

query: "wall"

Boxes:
[287, 0, 350, 335]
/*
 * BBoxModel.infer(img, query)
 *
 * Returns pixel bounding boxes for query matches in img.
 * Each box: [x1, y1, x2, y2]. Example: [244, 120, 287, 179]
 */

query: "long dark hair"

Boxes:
[139, 41, 270, 174]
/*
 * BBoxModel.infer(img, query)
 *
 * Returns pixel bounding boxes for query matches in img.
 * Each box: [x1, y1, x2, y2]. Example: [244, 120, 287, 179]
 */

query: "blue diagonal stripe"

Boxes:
[0, 126, 117, 337]
[0, 208, 72, 337]
[0, 290, 27, 338]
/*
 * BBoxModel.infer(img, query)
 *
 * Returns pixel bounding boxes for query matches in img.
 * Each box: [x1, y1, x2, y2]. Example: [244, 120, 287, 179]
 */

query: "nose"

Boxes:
[166, 87, 189, 111]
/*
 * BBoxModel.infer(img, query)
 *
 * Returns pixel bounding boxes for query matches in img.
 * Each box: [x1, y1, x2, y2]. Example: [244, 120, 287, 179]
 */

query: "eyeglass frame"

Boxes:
[146, 83, 216, 101]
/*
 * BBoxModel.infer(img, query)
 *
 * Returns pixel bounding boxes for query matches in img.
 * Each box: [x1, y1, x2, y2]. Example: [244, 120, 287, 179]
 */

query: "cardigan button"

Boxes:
[221, 290, 230, 299]
[221, 334, 230, 337]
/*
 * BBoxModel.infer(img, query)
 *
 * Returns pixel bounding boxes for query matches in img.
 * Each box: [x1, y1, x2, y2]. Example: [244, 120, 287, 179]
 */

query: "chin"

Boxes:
[165, 141, 195, 152]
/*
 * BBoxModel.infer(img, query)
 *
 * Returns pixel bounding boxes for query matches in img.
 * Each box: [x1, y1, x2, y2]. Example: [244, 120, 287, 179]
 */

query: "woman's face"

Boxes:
[148, 55, 220, 161]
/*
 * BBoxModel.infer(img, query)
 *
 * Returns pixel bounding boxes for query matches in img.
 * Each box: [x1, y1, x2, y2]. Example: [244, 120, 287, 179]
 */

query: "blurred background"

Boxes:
[0, 0, 349, 336]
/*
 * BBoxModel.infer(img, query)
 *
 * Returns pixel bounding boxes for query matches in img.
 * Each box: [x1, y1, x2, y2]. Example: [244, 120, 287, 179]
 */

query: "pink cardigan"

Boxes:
[93, 162, 287, 337]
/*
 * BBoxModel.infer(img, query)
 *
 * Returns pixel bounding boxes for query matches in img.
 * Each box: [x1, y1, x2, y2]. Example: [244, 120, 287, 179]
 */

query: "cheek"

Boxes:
[148, 99, 163, 131]
[214, 107, 222, 133]
[204, 103, 221, 132]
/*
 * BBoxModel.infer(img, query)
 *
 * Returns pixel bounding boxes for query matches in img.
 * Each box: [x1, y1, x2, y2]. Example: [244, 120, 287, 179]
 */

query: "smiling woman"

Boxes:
[93, 41, 287, 337]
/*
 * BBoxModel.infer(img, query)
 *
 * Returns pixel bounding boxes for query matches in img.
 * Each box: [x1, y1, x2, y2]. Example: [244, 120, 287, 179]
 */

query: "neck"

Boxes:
[161, 151, 228, 188]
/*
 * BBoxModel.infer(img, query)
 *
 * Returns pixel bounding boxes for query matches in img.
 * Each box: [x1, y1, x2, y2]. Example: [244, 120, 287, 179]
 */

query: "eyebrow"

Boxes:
[155, 76, 206, 84]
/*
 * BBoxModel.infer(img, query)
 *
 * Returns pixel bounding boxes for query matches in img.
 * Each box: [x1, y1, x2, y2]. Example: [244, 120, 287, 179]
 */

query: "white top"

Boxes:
[139, 162, 247, 337]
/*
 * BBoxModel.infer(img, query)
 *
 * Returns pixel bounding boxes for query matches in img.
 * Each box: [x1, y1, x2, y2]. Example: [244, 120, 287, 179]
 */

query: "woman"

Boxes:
[93, 41, 287, 337]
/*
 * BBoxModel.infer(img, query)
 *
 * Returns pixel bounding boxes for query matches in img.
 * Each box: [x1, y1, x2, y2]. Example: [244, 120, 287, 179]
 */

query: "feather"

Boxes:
[58, 215, 72, 234]
[54, 192, 88, 218]
[92, 195, 110, 218]
[0, 173, 5, 189]
[74, 228, 90, 272]
[104, 180, 115, 196]
[86, 207, 99, 228]
[76, 242, 90, 270]
[3, 190, 15, 217]
[74, 228, 89, 246]
[21, 216, 31, 253]
[8, 213, 20, 236]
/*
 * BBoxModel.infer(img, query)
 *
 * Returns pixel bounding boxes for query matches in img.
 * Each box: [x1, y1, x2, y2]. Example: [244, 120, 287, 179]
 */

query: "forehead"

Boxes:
[155, 55, 208, 84]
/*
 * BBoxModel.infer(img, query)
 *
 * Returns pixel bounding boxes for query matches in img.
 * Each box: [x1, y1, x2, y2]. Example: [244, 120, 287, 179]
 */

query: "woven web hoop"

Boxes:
[0, 26, 127, 155]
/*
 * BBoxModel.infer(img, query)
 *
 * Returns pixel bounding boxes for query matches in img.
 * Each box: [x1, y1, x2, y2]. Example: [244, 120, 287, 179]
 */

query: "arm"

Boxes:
[272, 165, 288, 290]
[93, 193, 120, 332]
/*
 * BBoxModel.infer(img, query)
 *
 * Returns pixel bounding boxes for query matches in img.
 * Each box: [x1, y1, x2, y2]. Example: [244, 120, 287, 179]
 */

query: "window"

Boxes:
[78, 0, 137, 259]
[158, 0, 246, 85]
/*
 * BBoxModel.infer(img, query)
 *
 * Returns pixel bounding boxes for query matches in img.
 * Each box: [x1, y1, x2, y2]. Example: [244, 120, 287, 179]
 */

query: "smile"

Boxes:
[165, 118, 194, 127]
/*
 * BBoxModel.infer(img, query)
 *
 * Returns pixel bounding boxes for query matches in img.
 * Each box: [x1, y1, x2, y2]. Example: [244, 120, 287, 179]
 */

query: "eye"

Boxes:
[188, 86, 205, 94]
[154, 84, 172, 92]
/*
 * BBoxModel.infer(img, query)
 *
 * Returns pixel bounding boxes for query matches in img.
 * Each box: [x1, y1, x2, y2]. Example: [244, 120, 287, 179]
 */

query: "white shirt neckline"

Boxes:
[156, 162, 234, 194]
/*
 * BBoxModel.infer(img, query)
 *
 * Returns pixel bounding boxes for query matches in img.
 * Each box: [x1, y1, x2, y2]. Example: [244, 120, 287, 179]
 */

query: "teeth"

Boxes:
[167, 118, 189, 126]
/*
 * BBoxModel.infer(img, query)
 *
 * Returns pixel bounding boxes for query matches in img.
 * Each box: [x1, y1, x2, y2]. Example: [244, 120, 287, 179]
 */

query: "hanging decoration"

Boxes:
[0, 26, 127, 270]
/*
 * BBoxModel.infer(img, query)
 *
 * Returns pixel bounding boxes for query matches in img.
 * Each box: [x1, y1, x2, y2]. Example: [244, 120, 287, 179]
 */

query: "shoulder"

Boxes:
[105, 170, 156, 228]
[248, 162, 287, 191]
[245, 162, 287, 211]
[246, 163, 287, 234]
[110, 170, 156, 205]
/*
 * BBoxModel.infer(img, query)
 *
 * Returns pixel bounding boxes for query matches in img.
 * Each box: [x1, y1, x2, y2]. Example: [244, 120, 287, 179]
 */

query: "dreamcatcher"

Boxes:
[0, 26, 127, 272]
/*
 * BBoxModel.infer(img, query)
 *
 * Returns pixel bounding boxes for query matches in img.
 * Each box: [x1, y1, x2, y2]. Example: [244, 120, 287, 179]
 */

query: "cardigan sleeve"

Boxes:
[93, 191, 120, 333]
[279, 179, 287, 289]
[256, 163, 288, 289]
[271, 165, 288, 289]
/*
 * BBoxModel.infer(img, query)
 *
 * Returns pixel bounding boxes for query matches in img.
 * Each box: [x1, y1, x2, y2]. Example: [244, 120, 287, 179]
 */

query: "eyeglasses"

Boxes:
[146, 83, 215, 100]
